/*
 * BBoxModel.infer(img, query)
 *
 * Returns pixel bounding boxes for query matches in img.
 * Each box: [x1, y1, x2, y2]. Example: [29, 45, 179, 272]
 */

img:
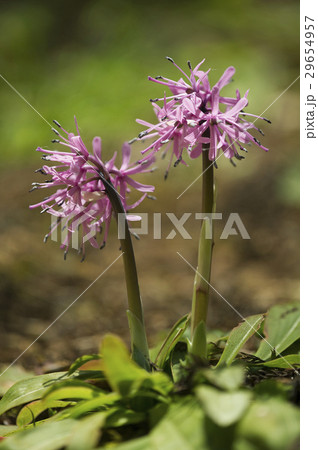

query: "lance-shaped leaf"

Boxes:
[217, 314, 264, 366]
[255, 303, 300, 361]
[155, 314, 190, 368]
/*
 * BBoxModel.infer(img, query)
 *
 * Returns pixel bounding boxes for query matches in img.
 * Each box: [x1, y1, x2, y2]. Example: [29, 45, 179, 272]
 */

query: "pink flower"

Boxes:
[30, 119, 155, 260]
[137, 58, 270, 172]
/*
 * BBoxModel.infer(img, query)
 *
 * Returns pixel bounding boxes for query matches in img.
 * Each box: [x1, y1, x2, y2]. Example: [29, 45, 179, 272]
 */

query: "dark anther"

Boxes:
[100, 241, 106, 250]
[164, 170, 169, 180]
[174, 157, 182, 167]
[53, 119, 62, 128]
[35, 168, 46, 175]
[44, 234, 49, 243]
[187, 60, 192, 70]
[51, 139, 60, 143]
[155, 76, 163, 79]
[128, 137, 137, 145]
[161, 115, 167, 121]
[213, 160, 218, 169]
[150, 98, 159, 102]
[131, 231, 140, 240]
[230, 159, 237, 167]
[258, 128, 265, 136]
[40, 207, 50, 214]
[81, 255, 85, 263]
[263, 117, 272, 124]
[161, 139, 170, 144]
[138, 131, 148, 139]
[235, 154, 245, 160]
[147, 195, 157, 200]
[239, 146, 248, 153]
[52, 128, 60, 136]
[29, 186, 37, 192]
[42, 156, 50, 161]
[253, 137, 261, 145]
[166, 56, 174, 63]
[64, 251, 68, 261]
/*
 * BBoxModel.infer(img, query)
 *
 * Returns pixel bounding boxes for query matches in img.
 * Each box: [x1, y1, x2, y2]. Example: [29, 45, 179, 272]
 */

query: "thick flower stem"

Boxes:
[99, 173, 149, 369]
[191, 149, 215, 359]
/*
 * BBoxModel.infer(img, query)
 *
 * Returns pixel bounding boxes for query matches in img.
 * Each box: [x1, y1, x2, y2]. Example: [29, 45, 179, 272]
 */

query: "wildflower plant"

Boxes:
[0, 59, 300, 450]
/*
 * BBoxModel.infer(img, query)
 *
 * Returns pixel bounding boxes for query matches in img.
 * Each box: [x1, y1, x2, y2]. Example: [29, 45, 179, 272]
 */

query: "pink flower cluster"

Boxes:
[137, 58, 270, 173]
[30, 119, 155, 259]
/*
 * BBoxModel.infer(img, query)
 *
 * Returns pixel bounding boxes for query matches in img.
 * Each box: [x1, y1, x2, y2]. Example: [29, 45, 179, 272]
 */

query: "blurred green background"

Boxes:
[0, 0, 299, 370]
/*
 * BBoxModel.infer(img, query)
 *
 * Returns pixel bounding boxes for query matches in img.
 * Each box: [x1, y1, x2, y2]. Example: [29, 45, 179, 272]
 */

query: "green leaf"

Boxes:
[0, 367, 34, 397]
[236, 398, 300, 450]
[113, 435, 152, 450]
[149, 398, 211, 449]
[43, 380, 107, 403]
[126, 311, 150, 371]
[217, 315, 264, 366]
[0, 425, 18, 437]
[58, 393, 119, 420]
[196, 386, 252, 427]
[154, 314, 190, 369]
[0, 372, 69, 416]
[16, 399, 73, 427]
[100, 334, 148, 397]
[68, 355, 101, 375]
[198, 365, 245, 391]
[191, 321, 207, 360]
[66, 412, 106, 450]
[100, 334, 172, 398]
[255, 303, 300, 361]
[170, 341, 188, 384]
[0, 418, 77, 450]
[255, 354, 300, 369]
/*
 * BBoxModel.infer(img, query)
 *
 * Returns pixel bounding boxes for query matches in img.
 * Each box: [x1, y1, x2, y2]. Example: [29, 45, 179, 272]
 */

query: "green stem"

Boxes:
[99, 173, 149, 367]
[191, 148, 215, 358]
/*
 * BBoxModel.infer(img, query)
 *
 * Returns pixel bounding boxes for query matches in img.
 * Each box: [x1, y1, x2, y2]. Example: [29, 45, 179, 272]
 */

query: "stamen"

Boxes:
[51, 139, 60, 143]
[53, 119, 62, 128]
[166, 56, 174, 63]
[138, 131, 148, 139]
[174, 157, 182, 167]
[52, 128, 60, 136]
[35, 168, 47, 175]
